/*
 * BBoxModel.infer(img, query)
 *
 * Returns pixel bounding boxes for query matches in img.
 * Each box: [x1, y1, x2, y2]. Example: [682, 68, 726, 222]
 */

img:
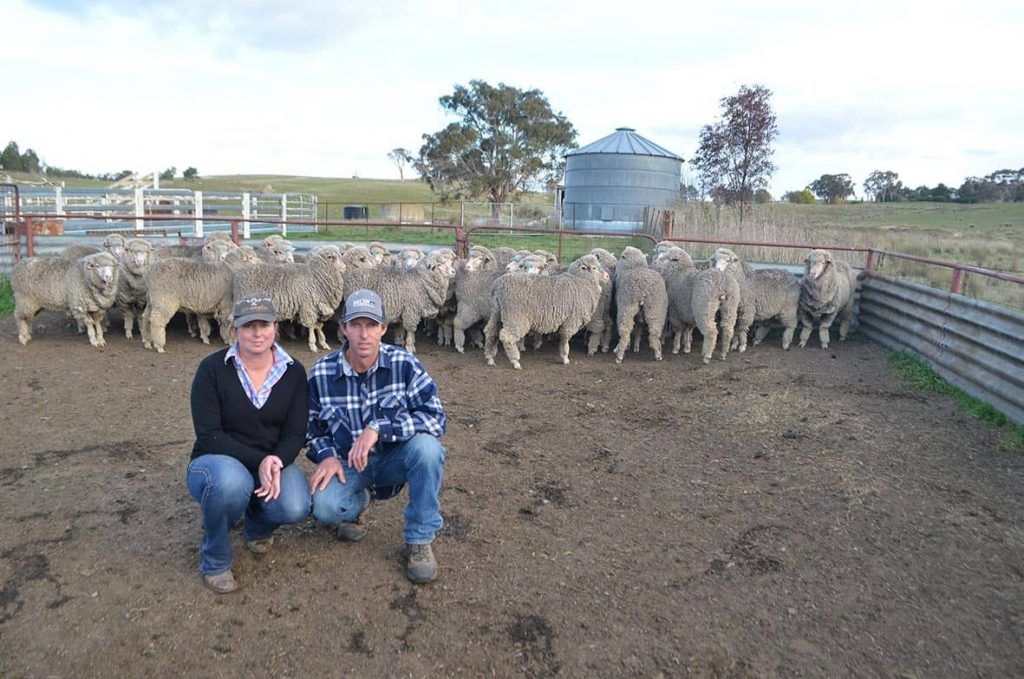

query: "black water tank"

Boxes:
[343, 205, 368, 220]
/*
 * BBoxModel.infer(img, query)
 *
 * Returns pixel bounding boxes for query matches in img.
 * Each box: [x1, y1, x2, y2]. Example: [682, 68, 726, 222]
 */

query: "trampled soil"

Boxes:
[1, 313, 1022, 676]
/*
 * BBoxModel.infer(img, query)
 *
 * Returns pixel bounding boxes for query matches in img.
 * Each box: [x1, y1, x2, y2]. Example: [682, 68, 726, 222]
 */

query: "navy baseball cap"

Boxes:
[342, 289, 385, 323]
[233, 294, 276, 327]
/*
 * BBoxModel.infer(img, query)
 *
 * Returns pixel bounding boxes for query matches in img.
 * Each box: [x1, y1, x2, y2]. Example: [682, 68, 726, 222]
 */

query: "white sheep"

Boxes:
[712, 248, 800, 350]
[12, 252, 119, 347]
[657, 247, 741, 363]
[482, 254, 607, 370]
[798, 248, 858, 349]
[613, 246, 668, 363]
[114, 238, 154, 341]
[142, 245, 261, 353]
[340, 249, 458, 353]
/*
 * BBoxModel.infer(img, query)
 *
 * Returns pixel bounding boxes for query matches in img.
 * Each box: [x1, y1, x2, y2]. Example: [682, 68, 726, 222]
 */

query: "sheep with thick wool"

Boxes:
[798, 248, 858, 349]
[12, 251, 119, 347]
[483, 254, 607, 370]
[613, 246, 668, 363]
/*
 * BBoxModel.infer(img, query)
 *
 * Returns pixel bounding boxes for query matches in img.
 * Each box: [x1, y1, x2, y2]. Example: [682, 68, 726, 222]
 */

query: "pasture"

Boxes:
[1, 313, 1022, 676]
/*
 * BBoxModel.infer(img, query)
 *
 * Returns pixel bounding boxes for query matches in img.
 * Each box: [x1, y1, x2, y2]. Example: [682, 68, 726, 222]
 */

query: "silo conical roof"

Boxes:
[566, 127, 683, 160]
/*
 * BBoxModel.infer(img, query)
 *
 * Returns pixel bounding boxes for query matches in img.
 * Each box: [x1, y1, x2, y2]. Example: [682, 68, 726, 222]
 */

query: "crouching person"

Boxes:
[308, 289, 448, 583]
[186, 294, 311, 593]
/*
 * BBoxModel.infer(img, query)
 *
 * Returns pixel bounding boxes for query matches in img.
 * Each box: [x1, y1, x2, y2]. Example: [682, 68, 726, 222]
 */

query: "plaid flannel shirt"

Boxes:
[225, 342, 294, 409]
[306, 342, 446, 463]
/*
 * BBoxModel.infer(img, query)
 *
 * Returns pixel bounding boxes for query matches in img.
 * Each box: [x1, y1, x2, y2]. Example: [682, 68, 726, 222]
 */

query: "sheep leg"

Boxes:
[682, 326, 694, 354]
[498, 327, 524, 370]
[186, 312, 198, 338]
[817, 311, 838, 349]
[402, 316, 420, 354]
[532, 332, 544, 351]
[630, 325, 642, 353]
[139, 307, 151, 347]
[83, 315, 100, 347]
[315, 323, 331, 351]
[453, 312, 470, 354]
[557, 324, 581, 365]
[94, 310, 109, 346]
[753, 324, 771, 346]
[838, 307, 853, 342]
[586, 321, 603, 356]
[718, 319, 734, 361]
[614, 304, 639, 364]
[197, 316, 213, 345]
[600, 319, 613, 353]
[469, 327, 484, 348]
[123, 310, 135, 340]
[147, 307, 174, 353]
[797, 310, 815, 349]
[15, 300, 40, 345]
[696, 318, 718, 365]
[642, 308, 665, 361]
[483, 312, 500, 366]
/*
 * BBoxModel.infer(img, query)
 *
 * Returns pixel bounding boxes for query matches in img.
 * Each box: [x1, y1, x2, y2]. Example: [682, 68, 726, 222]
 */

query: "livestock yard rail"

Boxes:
[2, 212, 1022, 424]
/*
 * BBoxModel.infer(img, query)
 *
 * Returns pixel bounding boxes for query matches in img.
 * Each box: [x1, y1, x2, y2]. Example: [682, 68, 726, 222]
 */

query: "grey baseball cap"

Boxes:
[342, 289, 385, 323]
[233, 293, 277, 327]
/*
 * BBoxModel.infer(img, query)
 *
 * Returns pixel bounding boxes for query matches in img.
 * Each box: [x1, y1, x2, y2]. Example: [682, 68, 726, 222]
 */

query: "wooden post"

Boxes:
[280, 194, 288, 237]
[242, 192, 251, 239]
[135, 187, 145, 231]
[25, 217, 35, 257]
[950, 267, 964, 294]
[194, 190, 204, 237]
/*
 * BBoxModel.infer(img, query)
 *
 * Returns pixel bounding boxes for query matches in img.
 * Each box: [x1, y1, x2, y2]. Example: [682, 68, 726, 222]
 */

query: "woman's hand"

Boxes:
[255, 455, 284, 501]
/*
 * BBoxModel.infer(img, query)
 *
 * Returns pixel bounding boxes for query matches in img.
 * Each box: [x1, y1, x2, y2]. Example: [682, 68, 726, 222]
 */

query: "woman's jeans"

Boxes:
[186, 454, 310, 575]
[311, 434, 445, 545]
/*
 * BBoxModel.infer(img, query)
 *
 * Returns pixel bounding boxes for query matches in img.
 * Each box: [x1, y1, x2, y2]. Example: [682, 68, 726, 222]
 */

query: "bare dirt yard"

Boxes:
[1, 313, 1022, 677]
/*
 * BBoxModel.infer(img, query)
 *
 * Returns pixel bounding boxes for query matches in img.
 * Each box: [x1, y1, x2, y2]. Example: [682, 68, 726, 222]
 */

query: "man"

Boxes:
[307, 289, 447, 583]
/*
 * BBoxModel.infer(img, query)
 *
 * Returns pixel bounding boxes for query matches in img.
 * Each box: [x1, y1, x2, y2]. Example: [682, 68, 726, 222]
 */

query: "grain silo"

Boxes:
[561, 127, 683, 231]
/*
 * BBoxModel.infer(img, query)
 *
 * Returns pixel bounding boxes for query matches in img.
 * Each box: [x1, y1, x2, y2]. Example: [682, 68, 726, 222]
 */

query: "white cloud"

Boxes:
[3, 0, 1022, 195]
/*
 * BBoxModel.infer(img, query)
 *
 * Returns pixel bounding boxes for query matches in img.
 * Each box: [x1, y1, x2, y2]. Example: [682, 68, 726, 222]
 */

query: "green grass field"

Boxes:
[0, 274, 14, 318]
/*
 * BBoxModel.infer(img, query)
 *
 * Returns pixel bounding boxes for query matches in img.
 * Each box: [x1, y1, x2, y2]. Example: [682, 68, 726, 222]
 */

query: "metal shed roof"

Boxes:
[566, 127, 683, 160]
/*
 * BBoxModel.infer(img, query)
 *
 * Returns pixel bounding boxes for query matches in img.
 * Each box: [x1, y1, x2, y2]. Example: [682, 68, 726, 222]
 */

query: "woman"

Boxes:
[186, 293, 310, 593]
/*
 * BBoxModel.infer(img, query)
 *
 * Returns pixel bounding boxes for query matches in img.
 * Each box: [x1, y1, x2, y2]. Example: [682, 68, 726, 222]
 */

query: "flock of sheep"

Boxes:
[8, 231, 859, 369]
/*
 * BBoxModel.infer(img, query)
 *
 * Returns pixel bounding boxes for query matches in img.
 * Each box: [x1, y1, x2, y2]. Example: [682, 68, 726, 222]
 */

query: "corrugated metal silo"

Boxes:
[561, 127, 682, 231]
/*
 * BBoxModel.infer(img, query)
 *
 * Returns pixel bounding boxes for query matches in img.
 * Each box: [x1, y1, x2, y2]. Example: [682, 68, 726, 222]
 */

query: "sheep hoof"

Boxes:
[654, 354, 663, 361]
[455, 346, 464, 355]
[798, 341, 807, 349]
[702, 356, 711, 364]
[560, 357, 569, 365]
[155, 346, 165, 354]
[821, 343, 829, 350]
[738, 345, 746, 353]
[511, 361, 521, 370]
[125, 331, 133, 340]
[485, 357, 495, 366]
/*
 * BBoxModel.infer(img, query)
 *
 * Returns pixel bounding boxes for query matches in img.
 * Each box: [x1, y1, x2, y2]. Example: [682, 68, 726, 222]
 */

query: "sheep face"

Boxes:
[652, 241, 674, 262]
[588, 248, 617, 270]
[227, 246, 261, 267]
[569, 254, 606, 286]
[620, 246, 648, 265]
[202, 240, 236, 262]
[507, 254, 548, 275]
[712, 248, 740, 272]
[261, 235, 285, 247]
[341, 247, 375, 270]
[368, 243, 392, 267]
[83, 252, 118, 286]
[122, 239, 152, 272]
[399, 248, 424, 270]
[804, 249, 834, 280]
[464, 246, 494, 272]
[267, 242, 295, 263]
[533, 250, 558, 270]
[423, 249, 457, 279]
[661, 246, 694, 271]
[102, 234, 126, 259]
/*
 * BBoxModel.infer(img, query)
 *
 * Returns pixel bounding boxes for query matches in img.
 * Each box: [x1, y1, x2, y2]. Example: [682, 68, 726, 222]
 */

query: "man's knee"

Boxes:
[311, 481, 363, 524]
[275, 492, 312, 524]
[404, 434, 445, 470]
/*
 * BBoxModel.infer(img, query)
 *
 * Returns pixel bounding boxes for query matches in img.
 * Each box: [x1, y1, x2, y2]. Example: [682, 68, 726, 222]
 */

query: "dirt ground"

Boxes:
[1, 312, 1022, 677]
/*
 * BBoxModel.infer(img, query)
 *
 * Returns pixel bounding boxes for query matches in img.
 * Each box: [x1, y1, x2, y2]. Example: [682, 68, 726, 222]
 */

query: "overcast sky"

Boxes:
[4, 0, 1022, 196]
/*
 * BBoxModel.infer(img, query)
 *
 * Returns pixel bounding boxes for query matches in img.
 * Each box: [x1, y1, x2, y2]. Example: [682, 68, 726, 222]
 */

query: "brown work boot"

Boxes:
[246, 536, 274, 554]
[404, 543, 438, 583]
[336, 489, 372, 542]
[202, 570, 237, 594]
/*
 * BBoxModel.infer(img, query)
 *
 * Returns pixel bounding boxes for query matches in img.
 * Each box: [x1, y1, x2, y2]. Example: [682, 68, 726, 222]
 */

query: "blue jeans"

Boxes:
[311, 433, 445, 545]
[186, 454, 311, 575]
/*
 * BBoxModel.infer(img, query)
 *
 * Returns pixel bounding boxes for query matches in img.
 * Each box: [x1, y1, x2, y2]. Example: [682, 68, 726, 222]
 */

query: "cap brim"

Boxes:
[341, 312, 385, 324]
[233, 313, 277, 328]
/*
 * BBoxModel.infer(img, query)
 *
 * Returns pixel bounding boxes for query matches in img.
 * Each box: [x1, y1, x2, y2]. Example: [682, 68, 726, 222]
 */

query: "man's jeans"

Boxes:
[311, 433, 445, 545]
[186, 454, 310, 575]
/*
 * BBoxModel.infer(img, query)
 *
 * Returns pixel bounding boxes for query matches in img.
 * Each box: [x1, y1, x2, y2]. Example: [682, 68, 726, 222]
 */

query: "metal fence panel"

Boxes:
[859, 273, 1024, 425]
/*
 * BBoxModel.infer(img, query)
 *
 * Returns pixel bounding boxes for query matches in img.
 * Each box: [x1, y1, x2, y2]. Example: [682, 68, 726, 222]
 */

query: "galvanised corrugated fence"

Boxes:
[859, 273, 1024, 425]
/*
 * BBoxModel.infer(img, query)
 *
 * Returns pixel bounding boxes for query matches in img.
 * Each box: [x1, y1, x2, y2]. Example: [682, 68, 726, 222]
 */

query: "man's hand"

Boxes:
[255, 455, 283, 501]
[310, 456, 345, 493]
[347, 427, 379, 473]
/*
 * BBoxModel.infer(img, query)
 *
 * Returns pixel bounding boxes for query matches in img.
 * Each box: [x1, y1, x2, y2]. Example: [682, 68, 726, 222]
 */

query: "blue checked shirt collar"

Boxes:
[225, 342, 294, 409]
[334, 340, 392, 379]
